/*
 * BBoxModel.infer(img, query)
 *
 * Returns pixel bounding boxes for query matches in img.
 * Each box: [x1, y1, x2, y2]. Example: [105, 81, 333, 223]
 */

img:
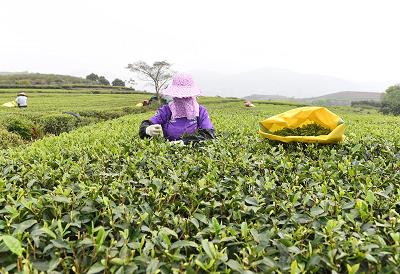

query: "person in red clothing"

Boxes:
[244, 100, 255, 108]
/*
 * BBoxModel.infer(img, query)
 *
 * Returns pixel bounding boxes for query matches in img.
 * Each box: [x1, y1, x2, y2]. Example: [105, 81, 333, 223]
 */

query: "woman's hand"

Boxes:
[146, 124, 162, 137]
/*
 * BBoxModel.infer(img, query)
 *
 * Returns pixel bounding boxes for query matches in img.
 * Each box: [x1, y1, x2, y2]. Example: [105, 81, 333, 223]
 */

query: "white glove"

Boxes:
[146, 124, 162, 137]
[170, 140, 185, 146]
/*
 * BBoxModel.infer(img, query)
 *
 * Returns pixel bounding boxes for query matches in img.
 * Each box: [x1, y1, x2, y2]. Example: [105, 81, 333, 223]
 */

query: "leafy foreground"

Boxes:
[273, 123, 331, 137]
[0, 103, 400, 273]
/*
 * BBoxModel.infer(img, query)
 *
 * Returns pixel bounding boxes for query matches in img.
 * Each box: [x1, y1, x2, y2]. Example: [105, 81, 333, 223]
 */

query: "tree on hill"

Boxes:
[98, 76, 110, 86]
[86, 73, 111, 86]
[86, 73, 99, 82]
[380, 85, 400, 115]
[126, 60, 174, 98]
[112, 78, 125, 87]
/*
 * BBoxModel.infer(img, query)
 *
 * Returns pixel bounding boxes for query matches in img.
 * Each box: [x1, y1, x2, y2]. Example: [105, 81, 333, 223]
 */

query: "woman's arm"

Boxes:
[139, 105, 170, 139]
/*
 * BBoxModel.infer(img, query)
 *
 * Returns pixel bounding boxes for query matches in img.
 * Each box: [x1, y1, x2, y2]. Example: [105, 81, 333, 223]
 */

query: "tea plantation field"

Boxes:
[0, 90, 152, 149]
[0, 100, 399, 273]
[0, 91, 150, 115]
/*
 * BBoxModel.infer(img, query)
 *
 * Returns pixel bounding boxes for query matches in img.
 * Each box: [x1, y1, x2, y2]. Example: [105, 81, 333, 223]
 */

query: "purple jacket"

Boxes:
[150, 105, 214, 141]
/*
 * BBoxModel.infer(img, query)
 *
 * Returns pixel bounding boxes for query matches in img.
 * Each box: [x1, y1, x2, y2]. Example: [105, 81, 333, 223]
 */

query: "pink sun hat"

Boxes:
[161, 73, 201, 98]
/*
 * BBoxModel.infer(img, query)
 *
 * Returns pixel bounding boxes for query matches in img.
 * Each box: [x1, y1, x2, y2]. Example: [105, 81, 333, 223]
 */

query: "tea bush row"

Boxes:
[0, 103, 399, 273]
[0, 105, 158, 149]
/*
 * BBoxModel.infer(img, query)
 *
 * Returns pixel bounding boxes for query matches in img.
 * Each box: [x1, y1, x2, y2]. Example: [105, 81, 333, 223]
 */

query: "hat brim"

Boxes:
[161, 86, 201, 98]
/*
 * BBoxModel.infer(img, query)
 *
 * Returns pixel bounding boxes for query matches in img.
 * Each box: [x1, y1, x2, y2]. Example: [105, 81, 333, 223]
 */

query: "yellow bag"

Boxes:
[2, 101, 17, 108]
[259, 106, 345, 144]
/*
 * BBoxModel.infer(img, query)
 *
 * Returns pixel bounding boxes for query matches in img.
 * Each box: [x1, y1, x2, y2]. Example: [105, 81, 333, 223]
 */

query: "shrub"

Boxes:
[79, 117, 100, 127]
[98, 76, 110, 86]
[112, 78, 125, 87]
[381, 85, 400, 115]
[78, 110, 125, 120]
[39, 114, 80, 135]
[0, 128, 25, 149]
[351, 100, 382, 108]
[4, 116, 35, 140]
[78, 110, 108, 120]
[122, 106, 136, 113]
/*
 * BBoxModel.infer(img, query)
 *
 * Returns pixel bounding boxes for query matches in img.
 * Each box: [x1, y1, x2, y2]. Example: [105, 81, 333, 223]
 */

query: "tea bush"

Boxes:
[3, 115, 35, 140]
[38, 114, 80, 135]
[0, 102, 399, 273]
[0, 91, 155, 149]
[0, 129, 24, 149]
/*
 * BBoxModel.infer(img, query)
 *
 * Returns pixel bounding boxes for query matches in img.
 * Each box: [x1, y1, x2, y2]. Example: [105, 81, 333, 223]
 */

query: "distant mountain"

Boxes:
[300, 91, 384, 106]
[308, 91, 383, 101]
[190, 68, 390, 98]
[244, 91, 384, 106]
[243, 94, 294, 101]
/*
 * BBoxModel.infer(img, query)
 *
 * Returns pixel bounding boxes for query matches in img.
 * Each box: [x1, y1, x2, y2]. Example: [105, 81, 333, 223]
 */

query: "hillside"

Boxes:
[0, 73, 93, 86]
[243, 94, 293, 101]
[302, 91, 384, 106]
[244, 91, 384, 106]
[0, 71, 29, 75]
[310, 91, 383, 101]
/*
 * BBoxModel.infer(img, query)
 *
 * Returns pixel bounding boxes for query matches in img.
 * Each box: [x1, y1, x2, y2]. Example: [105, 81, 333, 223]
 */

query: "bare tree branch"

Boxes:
[126, 60, 174, 98]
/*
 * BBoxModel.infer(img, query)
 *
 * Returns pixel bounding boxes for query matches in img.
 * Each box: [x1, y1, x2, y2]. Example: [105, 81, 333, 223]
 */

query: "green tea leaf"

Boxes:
[160, 227, 178, 239]
[95, 226, 107, 248]
[346, 263, 360, 274]
[170, 240, 198, 250]
[87, 262, 105, 274]
[365, 190, 375, 205]
[1, 235, 23, 256]
[201, 239, 216, 259]
[110, 257, 125, 265]
[226, 259, 244, 273]
[193, 213, 209, 224]
[41, 226, 57, 239]
[11, 219, 37, 233]
[310, 207, 324, 217]
[290, 260, 298, 274]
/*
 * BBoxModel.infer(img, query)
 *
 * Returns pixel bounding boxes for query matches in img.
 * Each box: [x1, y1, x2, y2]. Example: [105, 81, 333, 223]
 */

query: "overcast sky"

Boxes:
[1, 0, 399, 88]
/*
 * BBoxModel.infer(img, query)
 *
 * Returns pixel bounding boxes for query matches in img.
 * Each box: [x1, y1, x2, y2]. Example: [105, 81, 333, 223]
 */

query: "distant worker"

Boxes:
[161, 95, 173, 105]
[139, 73, 215, 145]
[149, 96, 158, 105]
[244, 100, 255, 108]
[138, 95, 172, 108]
[16, 92, 28, 108]
[148, 95, 172, 106]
